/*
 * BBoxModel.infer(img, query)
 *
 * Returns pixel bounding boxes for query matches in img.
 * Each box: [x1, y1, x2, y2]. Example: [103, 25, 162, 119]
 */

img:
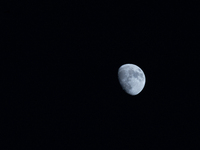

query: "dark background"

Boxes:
[2, 1, 200, 149]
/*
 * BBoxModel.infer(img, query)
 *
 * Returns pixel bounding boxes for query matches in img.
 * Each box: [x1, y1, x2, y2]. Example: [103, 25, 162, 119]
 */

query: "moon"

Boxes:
[118, 64, 146, 95]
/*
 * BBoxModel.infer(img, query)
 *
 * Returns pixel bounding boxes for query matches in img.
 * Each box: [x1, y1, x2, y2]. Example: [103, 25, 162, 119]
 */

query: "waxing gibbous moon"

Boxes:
[118, 64, 146, 95]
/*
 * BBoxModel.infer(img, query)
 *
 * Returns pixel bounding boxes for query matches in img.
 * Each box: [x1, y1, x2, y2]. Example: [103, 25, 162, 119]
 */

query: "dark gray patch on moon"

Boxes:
[128, 70, 140, 79]
[139, 73, 143, 78]
[121, 80, 132, 90]
[118, 71, 132, 90]
[129, 69, 144, 81]
[118, 70, 127, 80]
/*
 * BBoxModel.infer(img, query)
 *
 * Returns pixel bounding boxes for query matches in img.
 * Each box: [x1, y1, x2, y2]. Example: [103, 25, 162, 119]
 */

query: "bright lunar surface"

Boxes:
[118, 64, 146, 95]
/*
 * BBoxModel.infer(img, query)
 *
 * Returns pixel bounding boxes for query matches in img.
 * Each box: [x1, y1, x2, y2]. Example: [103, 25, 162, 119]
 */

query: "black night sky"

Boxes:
[2, 1, 200, 149]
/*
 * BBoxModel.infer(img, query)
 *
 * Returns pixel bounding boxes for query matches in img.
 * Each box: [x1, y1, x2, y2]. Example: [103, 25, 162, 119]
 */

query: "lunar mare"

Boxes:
[118, 64, 146, 95]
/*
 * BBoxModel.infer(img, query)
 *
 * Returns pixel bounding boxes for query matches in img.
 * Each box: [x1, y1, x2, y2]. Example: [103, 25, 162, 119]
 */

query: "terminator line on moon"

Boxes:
[118, 64, 146, 95]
